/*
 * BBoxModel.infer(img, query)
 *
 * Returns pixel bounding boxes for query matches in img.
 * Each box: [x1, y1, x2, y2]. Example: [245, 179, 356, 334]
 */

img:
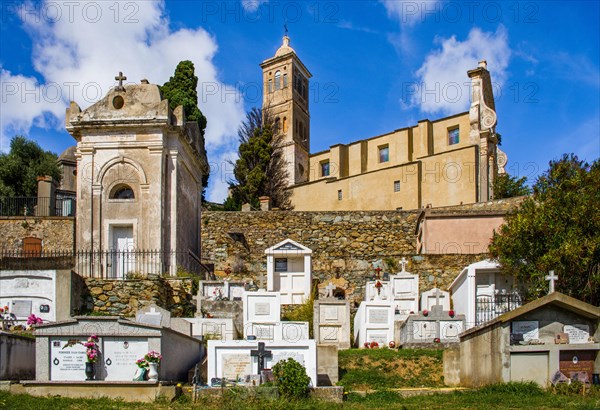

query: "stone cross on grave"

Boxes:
[259, 270, 266, 290]
[433, 288, 442, 307]
[115, 71, 127, 91]
[400, 257, 408, 272]
[325, 282, 336, 298]
[250, 342, 272, 374]
[545, 270, 558, 294]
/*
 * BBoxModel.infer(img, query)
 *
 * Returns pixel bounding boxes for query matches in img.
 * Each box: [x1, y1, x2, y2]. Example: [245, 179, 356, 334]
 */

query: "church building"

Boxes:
[261, 35, 507, 211]
[66, 75, 208, 277]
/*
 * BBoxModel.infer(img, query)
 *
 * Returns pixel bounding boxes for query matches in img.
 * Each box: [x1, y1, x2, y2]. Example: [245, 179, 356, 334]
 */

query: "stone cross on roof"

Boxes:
[400, 257, 408, 272]
[434, 288, 442, 307]
[325, 282, 336, 298]
[545, 270, 558, 294]
[115, 71, 127, 91]
[259, 270, 265, 290]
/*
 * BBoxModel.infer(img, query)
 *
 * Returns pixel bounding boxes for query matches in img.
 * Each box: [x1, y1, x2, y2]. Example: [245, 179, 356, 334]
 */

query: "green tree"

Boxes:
[489, 154, 600, 304]
[225, 108, 293, 211]
[493, 173, 531, 199]
[0, 136, 61, 197]
[160, 61, 209, 200]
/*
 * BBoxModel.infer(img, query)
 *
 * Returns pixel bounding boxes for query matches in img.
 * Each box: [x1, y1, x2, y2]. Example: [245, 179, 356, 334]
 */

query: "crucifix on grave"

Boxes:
[545, 270, 558, 294]
[250, 342, 272, 374]
[115, 71, 127, 91]
[374, 266, 383, 280]
[325, 282, 336, 298]
[400, 257, 408, 272]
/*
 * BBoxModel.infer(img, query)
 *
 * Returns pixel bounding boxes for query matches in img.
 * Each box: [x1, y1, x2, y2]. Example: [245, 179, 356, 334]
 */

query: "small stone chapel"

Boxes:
[66, 74, 209, 277]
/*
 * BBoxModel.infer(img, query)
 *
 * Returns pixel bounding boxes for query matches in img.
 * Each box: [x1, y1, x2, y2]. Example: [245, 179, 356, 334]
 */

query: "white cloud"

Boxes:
[206, 149, 240, 203]
[1, 0, 245, 202]
[412, 26, 511, 115]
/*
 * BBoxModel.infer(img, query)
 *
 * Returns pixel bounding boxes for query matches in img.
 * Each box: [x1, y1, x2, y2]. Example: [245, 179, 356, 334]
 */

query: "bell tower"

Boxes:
[260, 34, 312, 185]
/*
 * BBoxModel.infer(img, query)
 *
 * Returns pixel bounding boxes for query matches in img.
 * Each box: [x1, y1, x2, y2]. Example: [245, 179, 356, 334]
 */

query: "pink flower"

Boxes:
[27, 314, 43, 326]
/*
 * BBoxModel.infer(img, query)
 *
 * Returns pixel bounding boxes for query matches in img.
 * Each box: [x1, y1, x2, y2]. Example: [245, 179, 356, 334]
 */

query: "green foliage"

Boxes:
[0, 136, 61, 197]
[272, 358, 311, 399]
[281, 287, 315, 337]
[489, 154, 600, 304]
[161, 61, 209, 200]
[493, 173, 531, 199]
[226, 107, 293, 210]
[479, 381, 543, 395]
[338, 348, 444, 390]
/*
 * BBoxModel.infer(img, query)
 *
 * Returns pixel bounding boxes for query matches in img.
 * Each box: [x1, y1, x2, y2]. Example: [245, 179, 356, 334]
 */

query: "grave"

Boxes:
[199, 280, 246, 301]
[183, 317, 236, 341]
[264, 239, 312, 305]
[136, 304, 191, 336]
[420, 287, 451, 311]
[388, 259, 420, 318]
[207, 339, 317, 386]
[34, 316, 201, 382]
[353, 300, 395, 347]
[399, 305, 465, 347]
[313, 283, 351, 349]
[0, 269, 74, 324]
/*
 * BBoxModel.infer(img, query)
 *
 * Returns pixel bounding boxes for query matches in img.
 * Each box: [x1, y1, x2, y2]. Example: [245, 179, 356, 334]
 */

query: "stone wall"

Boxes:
[78, 276, 196, 317]
[0, 217, 75, 251]
[201, 210, 486, 304]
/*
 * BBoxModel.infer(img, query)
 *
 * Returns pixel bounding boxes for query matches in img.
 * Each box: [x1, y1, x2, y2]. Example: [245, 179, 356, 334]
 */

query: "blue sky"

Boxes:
[1, 0, 599, 202]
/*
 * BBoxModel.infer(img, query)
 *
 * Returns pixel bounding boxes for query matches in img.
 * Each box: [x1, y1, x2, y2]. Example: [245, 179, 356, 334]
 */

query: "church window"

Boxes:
[282, 117, 288, 133]
[338, 190, 342, 200]
[274, 117, 281, 133]
[379, 145, 389, 163]
[448, 127, 459, 145]
[110, 184, 135, 200]
[394, 180, 401, 192]
[275, 71, 281, 90]
[268, 79, 273, 93]
[112, 95, 125, 110]
[298, 163, 304, 176]
[321, 161, 330, 177]
[283, 73, 288, 88]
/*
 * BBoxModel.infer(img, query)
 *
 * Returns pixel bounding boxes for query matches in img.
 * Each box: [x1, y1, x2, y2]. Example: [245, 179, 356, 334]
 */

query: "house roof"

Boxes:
[460, 292, 600, 338]
[264, 238, 312, 254]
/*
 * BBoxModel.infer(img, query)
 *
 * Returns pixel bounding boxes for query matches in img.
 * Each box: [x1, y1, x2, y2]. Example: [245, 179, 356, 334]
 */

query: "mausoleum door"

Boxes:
[111, 226, 134, 279]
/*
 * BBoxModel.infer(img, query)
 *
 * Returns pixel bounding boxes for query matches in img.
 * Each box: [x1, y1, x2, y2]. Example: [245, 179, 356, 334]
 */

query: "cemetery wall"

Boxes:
[80, 277, 196, 317]
[0, 217, 75, 251]
[201, 210, 484, 302]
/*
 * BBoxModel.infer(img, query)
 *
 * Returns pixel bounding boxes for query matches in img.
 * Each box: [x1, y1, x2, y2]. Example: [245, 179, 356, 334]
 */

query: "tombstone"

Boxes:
[399, 306, 465, 346]
[35, 316, 201, 382]
[201, 281, 227, 300]
[136, 304, 191, 336]
[313, 298, 351, 349]
[264, 239, 312, 305]
[242, 291, 281, 340]
[207, 339, 317, 386]
[353, 300, 395, 347]
[183, 317, 236, 341]
[389, 270, 419, 319]
[365, 280, 392, 301]
[420, 287, 450, 311]
[563, 324, 591, 344]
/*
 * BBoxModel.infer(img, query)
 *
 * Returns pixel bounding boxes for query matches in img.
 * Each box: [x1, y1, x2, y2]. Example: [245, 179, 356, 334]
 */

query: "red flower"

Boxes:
[388, 341, 396, 348]
[449, 310, 455, 318]
[370, 341, 379, 349]
[364, 342, 370, 349]
[374, 281, 383, 288]
[434, 338, 441, 343]
[423, 309, 429, 316]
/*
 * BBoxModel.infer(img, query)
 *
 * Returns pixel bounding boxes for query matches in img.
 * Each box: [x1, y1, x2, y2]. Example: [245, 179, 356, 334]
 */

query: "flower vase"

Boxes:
[148, 362, 159, 381]
[133, 367, 147, 381]
[85, 362, 95, 381]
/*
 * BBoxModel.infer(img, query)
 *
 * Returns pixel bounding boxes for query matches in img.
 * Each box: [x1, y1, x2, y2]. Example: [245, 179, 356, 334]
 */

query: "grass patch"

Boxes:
[338, 348, 444, 390]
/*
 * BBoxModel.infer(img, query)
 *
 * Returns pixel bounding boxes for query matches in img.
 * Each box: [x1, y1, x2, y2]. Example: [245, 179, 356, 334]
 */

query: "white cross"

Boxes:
[259, 270, 265, 290]
[400, 257, 408, 272]
[433, 288, 442, 306]
[545, 270, 558, 294]
[325, 282, 336, 298]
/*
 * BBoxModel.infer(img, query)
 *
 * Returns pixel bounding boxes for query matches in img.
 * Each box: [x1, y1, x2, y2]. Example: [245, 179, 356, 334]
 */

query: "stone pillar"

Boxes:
[259, 196, 271, 211]
[36, 176, 56, 216]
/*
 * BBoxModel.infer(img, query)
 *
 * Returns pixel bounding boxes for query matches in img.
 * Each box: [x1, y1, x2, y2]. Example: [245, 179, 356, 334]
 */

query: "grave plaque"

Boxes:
[230, 285, 245, 300]
[255, 303, 271, 316]
[563, 324, 590, 344]
[559, 350, 595, 377]
[512, 321, 539, 341]
[252, 324, 275, 340]
[321, 305, 338, 321]
[222, 354, 252, 379]
[368, 308, 389, 324]
[272, 351, 305, 367]
[50, 338, 88, 381]
[103, 338, 149, 381]
[320, 326, 340, 342]
[11, 300, 32, 318]
[136, 313, 162, 327]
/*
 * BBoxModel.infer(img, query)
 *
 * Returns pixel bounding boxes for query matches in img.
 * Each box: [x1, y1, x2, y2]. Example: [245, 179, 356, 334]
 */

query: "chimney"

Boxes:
[259, 196, 271, 211]
[478, 60, 487, 69]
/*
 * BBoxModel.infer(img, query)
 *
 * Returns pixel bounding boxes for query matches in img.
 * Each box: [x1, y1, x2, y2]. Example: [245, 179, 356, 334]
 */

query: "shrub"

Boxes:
[272, 358, 311, 399]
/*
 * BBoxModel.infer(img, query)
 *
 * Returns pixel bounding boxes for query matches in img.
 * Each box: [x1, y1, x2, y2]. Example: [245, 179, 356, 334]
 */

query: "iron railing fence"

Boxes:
[0, 249, 213, 279]
[0, 197, 76, 217]
[475, 292, 523, 326]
